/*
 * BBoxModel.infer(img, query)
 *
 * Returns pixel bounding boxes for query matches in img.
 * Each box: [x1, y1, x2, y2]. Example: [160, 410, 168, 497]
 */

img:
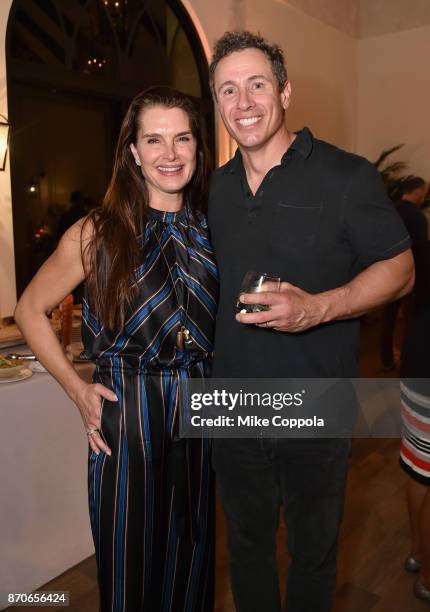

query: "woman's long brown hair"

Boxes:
[82, 87, 211, 329]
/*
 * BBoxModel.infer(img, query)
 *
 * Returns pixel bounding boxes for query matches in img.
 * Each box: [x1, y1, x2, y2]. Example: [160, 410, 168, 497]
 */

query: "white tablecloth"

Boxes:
[0, 365, 95, 607]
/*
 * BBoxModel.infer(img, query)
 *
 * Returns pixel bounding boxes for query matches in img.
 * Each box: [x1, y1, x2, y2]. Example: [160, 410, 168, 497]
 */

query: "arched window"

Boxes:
[7, 0, 213, 295]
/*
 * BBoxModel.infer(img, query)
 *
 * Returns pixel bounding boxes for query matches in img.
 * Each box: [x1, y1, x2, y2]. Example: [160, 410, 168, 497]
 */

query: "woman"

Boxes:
[15, 88, 218, 611]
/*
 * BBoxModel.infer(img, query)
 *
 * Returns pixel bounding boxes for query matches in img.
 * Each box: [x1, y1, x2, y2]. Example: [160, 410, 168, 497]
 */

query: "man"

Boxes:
[380, 176, 429, 371]
[207, 31, 414, 612]
[56, 190, 87, 240]
[396, 177, 429, 277]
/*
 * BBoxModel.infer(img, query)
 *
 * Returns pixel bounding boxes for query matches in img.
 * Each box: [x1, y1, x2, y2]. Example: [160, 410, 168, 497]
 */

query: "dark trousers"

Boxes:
[213, 437, 351, 612]
[380, 296, 414, 369]
[380, 298, 402, 368]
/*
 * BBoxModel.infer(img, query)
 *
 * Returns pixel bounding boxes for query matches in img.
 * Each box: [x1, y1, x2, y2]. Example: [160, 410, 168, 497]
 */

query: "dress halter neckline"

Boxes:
[148, 207, 187, 223]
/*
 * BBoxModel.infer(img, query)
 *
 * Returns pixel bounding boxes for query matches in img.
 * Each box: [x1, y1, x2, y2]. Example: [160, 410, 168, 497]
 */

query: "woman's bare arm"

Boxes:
[14, 219, 115, 455]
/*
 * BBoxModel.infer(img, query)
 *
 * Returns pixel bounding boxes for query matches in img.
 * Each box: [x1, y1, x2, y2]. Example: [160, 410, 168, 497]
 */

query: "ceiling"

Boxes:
[283, 0, 430, 38]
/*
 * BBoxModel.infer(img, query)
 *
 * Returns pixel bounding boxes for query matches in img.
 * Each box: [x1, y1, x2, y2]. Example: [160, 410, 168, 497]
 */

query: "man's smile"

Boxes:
[236, 115, 263, 127]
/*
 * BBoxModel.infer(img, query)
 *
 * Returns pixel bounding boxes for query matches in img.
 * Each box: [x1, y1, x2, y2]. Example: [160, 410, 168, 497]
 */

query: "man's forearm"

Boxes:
[237, 250, 414, 332]
[318, 250, 415, 323]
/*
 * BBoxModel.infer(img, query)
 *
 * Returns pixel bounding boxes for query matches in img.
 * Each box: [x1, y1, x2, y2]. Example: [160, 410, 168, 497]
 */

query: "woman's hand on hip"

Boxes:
[74, 383, 118, 456]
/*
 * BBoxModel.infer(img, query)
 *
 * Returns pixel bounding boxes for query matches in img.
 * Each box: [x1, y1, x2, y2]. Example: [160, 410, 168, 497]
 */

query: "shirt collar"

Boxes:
[224, 147, 242, 174]
[284, 126, 314, 161]
[223, 126, 314, 175]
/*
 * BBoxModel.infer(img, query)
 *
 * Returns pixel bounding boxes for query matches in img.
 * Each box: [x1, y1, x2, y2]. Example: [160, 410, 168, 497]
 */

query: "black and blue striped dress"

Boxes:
[82, 207, 218, 611]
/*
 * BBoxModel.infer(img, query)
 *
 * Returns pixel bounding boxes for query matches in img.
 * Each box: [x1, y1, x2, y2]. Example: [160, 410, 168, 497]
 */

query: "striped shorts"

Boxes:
[400, 380, 430, 485]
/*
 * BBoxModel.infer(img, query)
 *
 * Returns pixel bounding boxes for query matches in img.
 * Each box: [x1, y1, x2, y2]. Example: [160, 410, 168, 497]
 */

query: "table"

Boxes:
[0, 364, 95, 608]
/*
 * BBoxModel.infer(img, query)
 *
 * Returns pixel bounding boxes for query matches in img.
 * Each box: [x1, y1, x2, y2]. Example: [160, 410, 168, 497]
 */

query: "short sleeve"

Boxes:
[343, 160, 411, 271]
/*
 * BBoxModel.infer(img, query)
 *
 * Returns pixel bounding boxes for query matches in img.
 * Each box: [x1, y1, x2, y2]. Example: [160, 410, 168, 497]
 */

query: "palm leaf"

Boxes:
[374, 144, 409, 200]
[382, 161, 408, 175]
[374, 144, 404, 168]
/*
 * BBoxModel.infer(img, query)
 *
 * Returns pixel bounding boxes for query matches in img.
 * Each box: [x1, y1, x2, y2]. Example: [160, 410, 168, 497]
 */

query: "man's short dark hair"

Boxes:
[209, 30, 288, 98]
[401, 176, 427, 196]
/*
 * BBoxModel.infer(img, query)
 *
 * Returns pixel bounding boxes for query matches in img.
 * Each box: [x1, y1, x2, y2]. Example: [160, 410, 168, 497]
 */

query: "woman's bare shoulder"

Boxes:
[67, 215, 96, 243]
[54, 215, 97, 271]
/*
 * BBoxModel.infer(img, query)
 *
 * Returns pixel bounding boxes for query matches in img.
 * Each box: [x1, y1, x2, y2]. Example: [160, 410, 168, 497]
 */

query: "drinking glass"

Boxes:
[236, 271, 281, 313]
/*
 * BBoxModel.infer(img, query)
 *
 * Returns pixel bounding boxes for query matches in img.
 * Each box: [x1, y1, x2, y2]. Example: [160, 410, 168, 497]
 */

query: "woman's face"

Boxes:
[130, 105, 197, 201]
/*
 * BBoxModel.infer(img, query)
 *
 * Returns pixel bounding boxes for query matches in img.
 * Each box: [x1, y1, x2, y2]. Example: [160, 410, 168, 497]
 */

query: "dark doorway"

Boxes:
[7, 0, 214, 296]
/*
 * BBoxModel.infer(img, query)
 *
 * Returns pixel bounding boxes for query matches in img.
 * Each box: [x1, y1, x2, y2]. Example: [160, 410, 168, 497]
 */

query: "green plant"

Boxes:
[374, 144, 411, 201]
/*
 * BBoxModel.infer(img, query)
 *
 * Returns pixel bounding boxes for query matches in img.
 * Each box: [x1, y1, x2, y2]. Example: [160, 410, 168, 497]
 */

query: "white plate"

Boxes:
[0, 368, 33, 384]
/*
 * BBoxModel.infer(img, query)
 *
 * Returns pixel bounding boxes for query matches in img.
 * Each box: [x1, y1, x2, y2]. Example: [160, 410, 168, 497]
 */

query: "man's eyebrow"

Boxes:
[248, 74, 270, 81]
[217, 74, 270, 92]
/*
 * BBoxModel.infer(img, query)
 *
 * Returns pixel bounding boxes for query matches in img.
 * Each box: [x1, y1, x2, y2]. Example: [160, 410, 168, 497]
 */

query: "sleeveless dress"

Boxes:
[81, 207, 219, 611]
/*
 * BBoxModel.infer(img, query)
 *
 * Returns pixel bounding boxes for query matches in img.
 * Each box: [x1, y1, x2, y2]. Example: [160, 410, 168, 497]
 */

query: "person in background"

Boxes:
[380, 176, 429, 371]
[56, 190, 87, 239]
[208, 30, 414, 612]
[83, 195, 98, 213]
[422, 198, 430, 240]
[392, 176, 430, 603]
[14, 87, 217, 612]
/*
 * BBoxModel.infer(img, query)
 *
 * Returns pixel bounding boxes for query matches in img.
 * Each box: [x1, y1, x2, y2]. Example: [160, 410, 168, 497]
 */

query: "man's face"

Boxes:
[214, 48, 291, 151]
[407, 183, 429, 206]
[416, 183, 429, 205]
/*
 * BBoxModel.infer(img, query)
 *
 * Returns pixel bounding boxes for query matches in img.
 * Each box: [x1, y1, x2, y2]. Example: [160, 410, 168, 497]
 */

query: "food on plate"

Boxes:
[0, 354, 24, 368]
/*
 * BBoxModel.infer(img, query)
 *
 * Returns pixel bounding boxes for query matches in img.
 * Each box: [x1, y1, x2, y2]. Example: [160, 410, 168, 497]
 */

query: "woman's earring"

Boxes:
[135, 158, 141, 166]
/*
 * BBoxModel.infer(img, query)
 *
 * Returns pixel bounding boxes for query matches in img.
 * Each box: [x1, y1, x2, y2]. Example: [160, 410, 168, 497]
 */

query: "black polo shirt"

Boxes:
[208, 128, 411, 378]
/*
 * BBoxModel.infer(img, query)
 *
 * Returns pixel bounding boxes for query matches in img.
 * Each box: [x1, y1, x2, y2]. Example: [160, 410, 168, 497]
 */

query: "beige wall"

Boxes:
[357, 23, 430, 178]
[182, 0, 241, 47]
[0, 0, 15, 318]
[181, 0, 245, 165]
[247, 1, 358, 151]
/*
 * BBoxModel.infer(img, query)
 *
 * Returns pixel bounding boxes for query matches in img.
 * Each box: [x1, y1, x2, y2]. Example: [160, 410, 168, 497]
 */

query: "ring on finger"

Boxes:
[86, 428, 100, 437]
